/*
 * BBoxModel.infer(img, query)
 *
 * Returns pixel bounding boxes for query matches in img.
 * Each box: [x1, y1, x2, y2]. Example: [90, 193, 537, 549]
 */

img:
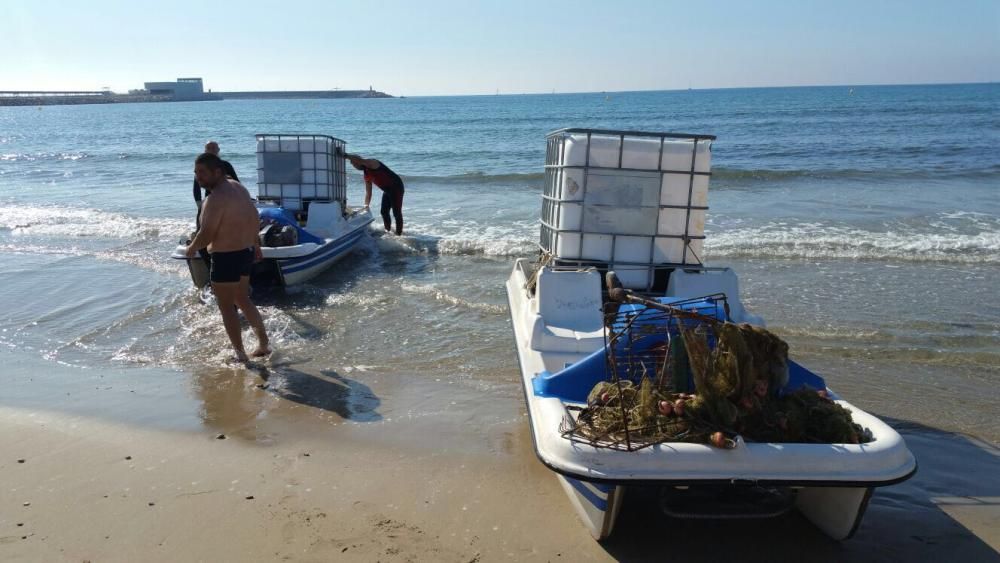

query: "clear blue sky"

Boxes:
[2, 0, 997, 95]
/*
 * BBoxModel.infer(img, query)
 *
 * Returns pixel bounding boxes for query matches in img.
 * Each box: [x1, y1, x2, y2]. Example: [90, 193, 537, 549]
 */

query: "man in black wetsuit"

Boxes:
[345, 153, 405, 235]
[193, 141, 239, 269]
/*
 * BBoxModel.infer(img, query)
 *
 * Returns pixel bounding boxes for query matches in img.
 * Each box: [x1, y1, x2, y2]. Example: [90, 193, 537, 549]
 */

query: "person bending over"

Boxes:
[185, 153, 270, 363]
[345, 153, 405, 235]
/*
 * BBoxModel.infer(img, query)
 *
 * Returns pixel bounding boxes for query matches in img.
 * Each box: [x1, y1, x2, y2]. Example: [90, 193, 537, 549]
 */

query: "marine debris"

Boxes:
[562, 294, 871, 451]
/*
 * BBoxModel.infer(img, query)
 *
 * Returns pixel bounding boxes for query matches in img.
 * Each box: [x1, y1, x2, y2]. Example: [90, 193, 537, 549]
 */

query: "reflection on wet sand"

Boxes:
[191, 367, 270, 441]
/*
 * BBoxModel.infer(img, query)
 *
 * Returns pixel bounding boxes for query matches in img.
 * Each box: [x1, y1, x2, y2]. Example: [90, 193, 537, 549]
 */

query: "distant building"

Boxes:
[143, 78, 219, 101]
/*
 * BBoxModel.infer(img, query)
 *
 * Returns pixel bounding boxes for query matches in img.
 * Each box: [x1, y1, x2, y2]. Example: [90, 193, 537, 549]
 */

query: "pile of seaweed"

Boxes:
[566, 321, 872, 450]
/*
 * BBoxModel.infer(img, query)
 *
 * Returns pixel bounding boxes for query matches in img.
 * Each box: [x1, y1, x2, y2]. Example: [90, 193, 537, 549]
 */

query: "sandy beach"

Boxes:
[2, 347, 998, 563]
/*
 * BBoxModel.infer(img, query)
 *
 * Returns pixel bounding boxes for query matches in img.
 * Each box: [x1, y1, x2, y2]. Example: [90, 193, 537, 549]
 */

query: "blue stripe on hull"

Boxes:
[565, 477, 610, 512]
[279, 230, 364, 275]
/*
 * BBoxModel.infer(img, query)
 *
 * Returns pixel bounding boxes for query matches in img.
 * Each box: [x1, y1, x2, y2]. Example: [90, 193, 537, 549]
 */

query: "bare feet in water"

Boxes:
[227, 352, 249, 364]
[251, 345, 272, 358]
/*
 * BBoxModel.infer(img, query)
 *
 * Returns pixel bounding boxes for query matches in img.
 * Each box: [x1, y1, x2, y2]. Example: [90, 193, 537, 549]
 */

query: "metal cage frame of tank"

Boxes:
[540, 128, 717, 292]
[255, 133, 348, 213]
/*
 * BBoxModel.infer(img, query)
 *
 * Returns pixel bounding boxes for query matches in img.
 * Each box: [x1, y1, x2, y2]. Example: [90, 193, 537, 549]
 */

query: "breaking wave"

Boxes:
[0, 204, 189, 241]
[0, 152, 90, 162]
[373, 223, 536, 258]
[707, 222, 1000, 264]
[396, 166, 1000, 186]
[399, 282, 506, 315]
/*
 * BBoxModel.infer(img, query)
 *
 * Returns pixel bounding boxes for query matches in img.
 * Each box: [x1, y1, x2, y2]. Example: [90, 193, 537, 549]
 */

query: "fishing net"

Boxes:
[560, 294, 872, 451]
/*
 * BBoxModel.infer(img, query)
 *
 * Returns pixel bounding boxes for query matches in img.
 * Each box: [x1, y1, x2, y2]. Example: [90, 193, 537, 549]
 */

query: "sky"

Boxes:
[2, 0, 998, 96]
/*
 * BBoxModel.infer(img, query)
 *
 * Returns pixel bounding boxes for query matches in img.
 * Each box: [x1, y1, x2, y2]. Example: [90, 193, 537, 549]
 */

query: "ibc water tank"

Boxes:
[542, 129, 716, 277]
[554, 232, 582, 259]
[621, 137, 662, 170]
[561, 133, 621, 168]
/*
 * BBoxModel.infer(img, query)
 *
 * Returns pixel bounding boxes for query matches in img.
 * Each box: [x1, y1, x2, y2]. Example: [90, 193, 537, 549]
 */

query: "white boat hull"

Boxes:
[172, 207, 373, 288]
[271, 219, 370, 286]
[556, 476, 625, 540]
[505, 259, 916, 541]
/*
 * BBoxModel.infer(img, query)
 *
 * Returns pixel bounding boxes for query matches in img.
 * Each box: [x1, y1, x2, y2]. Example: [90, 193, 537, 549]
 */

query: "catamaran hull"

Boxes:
[555, 478, 871, 541]
[173, 218, 372, 289]
[505, 260, 914, 542]
[557, 476, 625, 540]
[272, 224, 369, 286]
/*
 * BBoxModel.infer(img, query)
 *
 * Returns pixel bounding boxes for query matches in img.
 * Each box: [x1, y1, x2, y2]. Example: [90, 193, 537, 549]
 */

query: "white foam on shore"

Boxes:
[399, 282, 506, 315]
[371, 220, 536, 258]
[707, 222, 1000, 264]
[0, 204, 189, 241]
[0, 151, 89, 162]
[0, 241, 188, 277]
[324, 291, 394, 309]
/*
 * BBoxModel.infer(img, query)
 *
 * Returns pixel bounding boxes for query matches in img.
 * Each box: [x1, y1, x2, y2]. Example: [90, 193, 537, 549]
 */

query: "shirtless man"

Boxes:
[192, 141, 239, 269]
[185, 153, 271, 362]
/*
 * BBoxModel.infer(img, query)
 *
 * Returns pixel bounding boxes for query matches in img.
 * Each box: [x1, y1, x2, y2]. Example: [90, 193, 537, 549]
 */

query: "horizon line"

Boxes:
[5, 80, 996, 100]
[422, 80, 999, 98]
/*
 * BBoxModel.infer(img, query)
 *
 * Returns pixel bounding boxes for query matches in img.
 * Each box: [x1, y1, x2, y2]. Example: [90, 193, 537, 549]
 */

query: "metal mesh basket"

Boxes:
[560, 294, 731, 452]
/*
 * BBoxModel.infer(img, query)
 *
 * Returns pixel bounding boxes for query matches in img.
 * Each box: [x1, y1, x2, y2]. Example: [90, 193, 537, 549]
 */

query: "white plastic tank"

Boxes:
[561, 133, 617, 167]
[621, 136, 664, 170]
[256, 134, 346, 206]
[542, 129, 715, 287]
[554, 232, 581, 259]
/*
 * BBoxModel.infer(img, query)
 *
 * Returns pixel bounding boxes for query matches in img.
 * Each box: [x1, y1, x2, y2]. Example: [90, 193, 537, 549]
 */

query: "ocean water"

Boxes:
[0, 83, 998, 442]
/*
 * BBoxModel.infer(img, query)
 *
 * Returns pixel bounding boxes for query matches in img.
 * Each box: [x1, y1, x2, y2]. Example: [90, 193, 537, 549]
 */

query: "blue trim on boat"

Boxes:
[278, 226, 367, 274]
[280, 235, 358, 274]
[565, 477, 609, 511]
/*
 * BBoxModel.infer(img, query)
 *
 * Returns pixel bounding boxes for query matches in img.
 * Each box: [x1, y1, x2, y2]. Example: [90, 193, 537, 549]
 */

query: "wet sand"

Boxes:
[2, 348, 999, 562]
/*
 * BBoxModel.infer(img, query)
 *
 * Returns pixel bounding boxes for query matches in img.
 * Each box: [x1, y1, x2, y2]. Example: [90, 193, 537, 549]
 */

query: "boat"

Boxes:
[173, 134, 373, 288]
[505, 128, 917, 541]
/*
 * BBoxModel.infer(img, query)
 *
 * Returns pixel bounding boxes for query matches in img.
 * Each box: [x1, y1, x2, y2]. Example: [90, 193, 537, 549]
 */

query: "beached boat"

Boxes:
[173, 134, 373, 288]
[505, 129, 917, 541]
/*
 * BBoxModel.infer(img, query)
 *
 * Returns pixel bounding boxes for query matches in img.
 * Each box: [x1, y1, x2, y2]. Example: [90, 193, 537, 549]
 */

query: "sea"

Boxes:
[0, 83, 998, 445]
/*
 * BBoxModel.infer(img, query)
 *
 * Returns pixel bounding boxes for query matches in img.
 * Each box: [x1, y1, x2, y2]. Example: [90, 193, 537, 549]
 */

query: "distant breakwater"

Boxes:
[216, 89, 392, 100]
[0, 89, 392, 107]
